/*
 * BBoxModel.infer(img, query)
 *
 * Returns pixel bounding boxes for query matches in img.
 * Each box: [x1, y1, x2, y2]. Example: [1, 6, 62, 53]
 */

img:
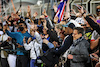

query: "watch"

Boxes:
[82, 12, 85, 16]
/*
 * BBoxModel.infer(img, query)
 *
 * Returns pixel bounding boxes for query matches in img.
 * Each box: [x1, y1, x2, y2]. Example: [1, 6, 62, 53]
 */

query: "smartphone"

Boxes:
[90, 54, 94, 59]
[74, 3, 81, 10]
[70, 10, 72, 12]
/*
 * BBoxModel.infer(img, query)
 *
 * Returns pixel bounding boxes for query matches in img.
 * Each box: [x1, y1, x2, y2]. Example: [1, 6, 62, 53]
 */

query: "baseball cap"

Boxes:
[62, 22, 71, 27]
[62, 22, 75, 29]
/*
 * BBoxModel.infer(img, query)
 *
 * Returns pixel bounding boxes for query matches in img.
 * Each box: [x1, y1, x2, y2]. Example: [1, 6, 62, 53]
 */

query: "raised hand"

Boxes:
[53, 5, 57, 12]
[33, 12, 38, 17]
[77, 5, 84, 13]
[54, 16, 58, 24]
[43, 20, 48, 30]
[70, 9, 76, 15]
[27, 5, 31, 13]
[68, 54, 73, 59]
[64, 12, 70, 20]
[90, 53, 99, 62]
[42, 9, 47, 16]
[27, 37, 32, 44]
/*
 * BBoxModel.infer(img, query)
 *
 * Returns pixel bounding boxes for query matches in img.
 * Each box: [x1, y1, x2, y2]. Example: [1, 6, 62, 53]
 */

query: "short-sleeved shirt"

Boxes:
[91, 30, 100, 41]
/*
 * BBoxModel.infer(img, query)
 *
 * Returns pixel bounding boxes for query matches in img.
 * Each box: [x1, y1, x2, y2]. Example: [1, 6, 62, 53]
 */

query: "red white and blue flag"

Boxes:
[55, 0, 67, 23]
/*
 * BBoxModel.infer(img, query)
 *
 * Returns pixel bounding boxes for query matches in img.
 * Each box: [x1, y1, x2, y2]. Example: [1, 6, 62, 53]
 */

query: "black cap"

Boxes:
[68, 23, 75, 29]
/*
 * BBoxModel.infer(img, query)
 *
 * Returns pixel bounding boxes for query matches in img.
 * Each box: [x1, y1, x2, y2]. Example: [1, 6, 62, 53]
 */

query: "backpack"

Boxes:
[40, 48, 59, 67]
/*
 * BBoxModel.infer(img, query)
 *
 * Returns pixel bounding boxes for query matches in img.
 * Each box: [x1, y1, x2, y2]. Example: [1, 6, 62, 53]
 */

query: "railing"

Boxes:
[71, 0, 90, 14]
[90, 0, 100, 14]
[0, 0, 12, 19]
[0, 0, 100, 19]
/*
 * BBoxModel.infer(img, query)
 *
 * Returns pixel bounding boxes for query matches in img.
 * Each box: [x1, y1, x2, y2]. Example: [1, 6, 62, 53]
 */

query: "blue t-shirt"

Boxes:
[6, 30, 32, 55]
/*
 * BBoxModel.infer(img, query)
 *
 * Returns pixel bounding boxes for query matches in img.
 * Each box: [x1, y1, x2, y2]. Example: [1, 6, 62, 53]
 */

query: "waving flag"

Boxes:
[55, 0, 68, 23]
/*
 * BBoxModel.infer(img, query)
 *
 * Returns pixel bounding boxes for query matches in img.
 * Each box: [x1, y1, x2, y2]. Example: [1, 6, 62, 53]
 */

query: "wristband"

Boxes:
[45, 15, 48, 18]
[82, 12, 85, 16]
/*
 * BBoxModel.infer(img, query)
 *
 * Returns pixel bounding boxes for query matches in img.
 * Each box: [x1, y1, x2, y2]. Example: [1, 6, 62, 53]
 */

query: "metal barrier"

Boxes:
[71, 0, 90, 14]
[90, 0, 100, 14]
[0, 49, 27, 52]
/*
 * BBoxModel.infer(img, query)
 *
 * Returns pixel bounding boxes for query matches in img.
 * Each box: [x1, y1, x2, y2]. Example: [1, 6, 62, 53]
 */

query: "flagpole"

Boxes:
[47, 0, 50, 15]
[70, 0, 74, 10]
[1, 0, 3, 13]
[50, 0, 54, 20]
[81, 0, 83, 6]
[42, 0, 45, 12]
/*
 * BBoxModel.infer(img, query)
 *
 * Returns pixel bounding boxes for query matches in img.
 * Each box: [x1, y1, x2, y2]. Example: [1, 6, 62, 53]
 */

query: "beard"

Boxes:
[18, 27, 24, 31]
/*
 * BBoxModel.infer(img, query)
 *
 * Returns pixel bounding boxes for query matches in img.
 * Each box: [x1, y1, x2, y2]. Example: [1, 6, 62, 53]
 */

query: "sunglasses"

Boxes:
[96, 9, 100, 12]
[19, 25, 23, 27]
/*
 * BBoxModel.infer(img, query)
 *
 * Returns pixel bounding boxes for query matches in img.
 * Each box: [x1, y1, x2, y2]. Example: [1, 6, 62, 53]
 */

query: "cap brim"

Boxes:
[62, 22, 71, 27]
[62, 25, 68, 27]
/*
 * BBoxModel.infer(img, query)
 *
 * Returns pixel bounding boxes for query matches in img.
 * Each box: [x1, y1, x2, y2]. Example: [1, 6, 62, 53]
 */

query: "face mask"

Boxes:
[10, 20, 14, 26]
[18, 27, 24, 31]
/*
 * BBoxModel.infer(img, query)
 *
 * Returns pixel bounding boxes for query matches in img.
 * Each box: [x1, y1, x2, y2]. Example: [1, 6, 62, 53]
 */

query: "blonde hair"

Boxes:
[55, 24, 63, 30]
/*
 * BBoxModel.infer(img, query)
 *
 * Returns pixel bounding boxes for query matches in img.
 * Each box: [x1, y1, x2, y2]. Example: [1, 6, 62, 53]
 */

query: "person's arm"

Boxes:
[23, 42, 32, 50]
[43, 39, 54, 48]
[85, 16, 100, 34]
[94, 50, 99, 54]
[32, 12, 38, 20]
[90, 37, 100, 50]
[42, 9, 53, 29]
[54, 34, 73, 56]
[80, 6, 100, 34]
[34, 31, 42, 44]
[23, 37, 32, 50]
[95, 62, 100, 67]
[64, 0, 70, 20]
[47, 42, 54, 48]
[45, 17, 54, 28]
[5, 30, 16, 38]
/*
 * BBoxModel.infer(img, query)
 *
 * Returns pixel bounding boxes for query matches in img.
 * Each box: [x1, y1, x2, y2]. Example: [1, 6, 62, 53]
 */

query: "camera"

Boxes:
[25, 37, 29, 40]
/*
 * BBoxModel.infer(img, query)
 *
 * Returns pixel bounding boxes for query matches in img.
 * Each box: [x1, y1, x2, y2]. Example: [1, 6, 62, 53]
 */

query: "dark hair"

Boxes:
[88, 14, 97, 19]
[74, 27, 84, 35]
[7, 16, 11, 21]
[18, 20, 27, 28]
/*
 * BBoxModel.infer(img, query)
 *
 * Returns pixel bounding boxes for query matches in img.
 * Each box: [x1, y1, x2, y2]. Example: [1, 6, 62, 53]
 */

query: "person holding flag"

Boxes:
[55, 0, 68, 23]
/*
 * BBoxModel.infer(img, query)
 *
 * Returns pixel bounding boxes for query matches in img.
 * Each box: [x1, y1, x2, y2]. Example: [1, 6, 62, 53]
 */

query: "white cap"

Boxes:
[69, 19, 81, 27]
[75, 17, 85, 24]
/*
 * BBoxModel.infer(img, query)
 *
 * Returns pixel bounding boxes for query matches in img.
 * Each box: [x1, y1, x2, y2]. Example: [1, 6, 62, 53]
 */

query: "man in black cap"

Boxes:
[53, 22, 75, 56]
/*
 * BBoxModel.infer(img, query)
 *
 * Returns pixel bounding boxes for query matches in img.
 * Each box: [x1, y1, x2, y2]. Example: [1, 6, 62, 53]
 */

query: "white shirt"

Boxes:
[75, 17, 85, 24]
[69, 19, 81, 27]
[0, 34, 9, 58]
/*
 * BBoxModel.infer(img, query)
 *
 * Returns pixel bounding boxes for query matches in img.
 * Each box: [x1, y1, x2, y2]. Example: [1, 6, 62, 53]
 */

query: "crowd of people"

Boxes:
[0, 0, 100, 67]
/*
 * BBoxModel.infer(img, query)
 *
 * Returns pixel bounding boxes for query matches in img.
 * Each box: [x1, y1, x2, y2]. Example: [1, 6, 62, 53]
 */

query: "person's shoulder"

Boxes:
[16, 32, 22, 34]
[25, 31, 32, 36]
[81, 38, 90, 46]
